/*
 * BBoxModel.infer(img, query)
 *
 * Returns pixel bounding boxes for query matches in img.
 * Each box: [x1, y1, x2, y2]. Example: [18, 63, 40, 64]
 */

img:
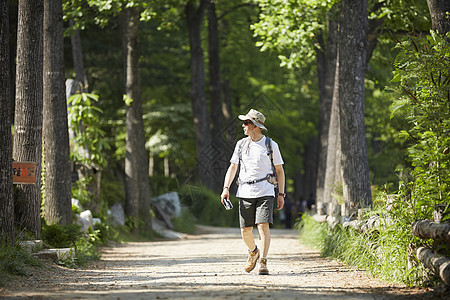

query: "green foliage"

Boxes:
[68, 92, 110, 168]
[63, 0, 157, 32]
[0, 245, 41, 286]
[390, 31, 450, 221]
[296, 213, 328, 249]
[99, 171, 125, 209]
[364, 37, 409, 188]
[94, 218, 120, 244]
[252, 0, 336, 69]
[148, 175, 180, 197]
[172, 207, 196, 234]
[179, 185, 239, 227]
[69, 236, 101, 267]
[143, 103, 195, 163]
[370, 0, 431, 33]
[71, 176, 94, 208]
[298, 210, 431, 286]
[42, 223, 83, 248]
[41, 222, 103, 268]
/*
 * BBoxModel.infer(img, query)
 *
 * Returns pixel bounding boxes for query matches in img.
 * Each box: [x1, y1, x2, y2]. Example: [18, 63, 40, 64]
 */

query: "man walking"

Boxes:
[221, 109, 285, 275]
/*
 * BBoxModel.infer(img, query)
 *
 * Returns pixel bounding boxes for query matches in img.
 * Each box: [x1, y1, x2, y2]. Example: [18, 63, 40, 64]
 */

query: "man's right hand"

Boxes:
[221, 187, 229, 204]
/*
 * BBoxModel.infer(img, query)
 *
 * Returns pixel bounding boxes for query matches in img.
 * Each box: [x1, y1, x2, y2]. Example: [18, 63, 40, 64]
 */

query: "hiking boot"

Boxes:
[259, 258, 269, 275]
[244, 246, 260, 272]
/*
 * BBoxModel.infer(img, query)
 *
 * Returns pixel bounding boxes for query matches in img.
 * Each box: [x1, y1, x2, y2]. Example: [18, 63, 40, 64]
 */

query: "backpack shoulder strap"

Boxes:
[237, 137, 250, 164]
[265, 136, 272, 156]
[265, 136, 276, 171]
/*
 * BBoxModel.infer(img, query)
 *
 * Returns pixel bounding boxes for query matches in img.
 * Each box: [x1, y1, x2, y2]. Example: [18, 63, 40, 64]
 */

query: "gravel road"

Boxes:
[2, 225, 443, 299]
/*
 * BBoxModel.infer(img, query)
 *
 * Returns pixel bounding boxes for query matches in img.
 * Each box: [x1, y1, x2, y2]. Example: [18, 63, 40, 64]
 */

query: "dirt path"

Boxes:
[2, 226, 442, 299]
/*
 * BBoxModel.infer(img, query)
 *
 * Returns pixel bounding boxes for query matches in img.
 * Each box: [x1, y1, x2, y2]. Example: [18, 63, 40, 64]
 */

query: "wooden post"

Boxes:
[412, 220, 450, 245]
[417, 247, 450, 286]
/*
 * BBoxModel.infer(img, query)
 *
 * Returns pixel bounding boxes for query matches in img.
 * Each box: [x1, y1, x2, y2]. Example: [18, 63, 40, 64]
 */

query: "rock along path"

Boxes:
[2, 226, 441, 299]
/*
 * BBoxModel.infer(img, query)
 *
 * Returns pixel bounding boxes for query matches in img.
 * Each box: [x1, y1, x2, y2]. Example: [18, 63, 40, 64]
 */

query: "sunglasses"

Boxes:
[243, 120, 253, 126]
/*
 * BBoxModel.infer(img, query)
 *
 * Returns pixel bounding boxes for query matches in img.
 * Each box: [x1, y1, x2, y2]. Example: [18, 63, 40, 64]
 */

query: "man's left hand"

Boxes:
[277, 196, 284, 210]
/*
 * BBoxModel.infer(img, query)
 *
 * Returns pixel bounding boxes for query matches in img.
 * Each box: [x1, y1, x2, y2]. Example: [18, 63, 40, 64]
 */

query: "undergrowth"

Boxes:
[298, 213, 432, 286]
[41, 222, 102, 268]
[0, 244, 41, 287]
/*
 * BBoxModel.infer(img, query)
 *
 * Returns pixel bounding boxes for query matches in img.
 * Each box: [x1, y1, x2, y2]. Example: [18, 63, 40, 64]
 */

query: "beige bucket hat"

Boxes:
[238, 109, 268, 131]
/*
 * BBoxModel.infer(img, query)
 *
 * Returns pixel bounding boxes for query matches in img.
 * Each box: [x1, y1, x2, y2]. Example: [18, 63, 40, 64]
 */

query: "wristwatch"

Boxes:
[278, 192, 286, 198]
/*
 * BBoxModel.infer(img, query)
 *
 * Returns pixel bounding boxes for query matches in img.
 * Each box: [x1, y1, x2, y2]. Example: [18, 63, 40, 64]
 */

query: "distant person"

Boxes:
[221, 109, 285, 275]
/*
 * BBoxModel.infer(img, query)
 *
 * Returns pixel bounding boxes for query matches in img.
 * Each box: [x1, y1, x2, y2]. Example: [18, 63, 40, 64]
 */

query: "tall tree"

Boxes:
[13, 0, 44, 238]
[123, 5, 151, 232]
[185, 0, 214, 189]
[338, 0, 372, 212]
[323, 51, 342, 215]
[69, 20, 88, 91]
[314, 5, 338, 213]
[0, 0, 15, 245]
[43, 0, 72, 225]
[207, 0, 225, 190]
[426, 0, 450, 34]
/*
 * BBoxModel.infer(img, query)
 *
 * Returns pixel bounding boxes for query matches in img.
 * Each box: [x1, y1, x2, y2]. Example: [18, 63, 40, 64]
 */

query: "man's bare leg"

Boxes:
[241, 226, 260, 272]
[257, 223, 271, 258]
[241, 226, 256, 251]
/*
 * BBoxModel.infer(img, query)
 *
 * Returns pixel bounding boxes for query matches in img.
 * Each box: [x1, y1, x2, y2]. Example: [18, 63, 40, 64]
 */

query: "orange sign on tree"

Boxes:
[12, 162, 36, 184]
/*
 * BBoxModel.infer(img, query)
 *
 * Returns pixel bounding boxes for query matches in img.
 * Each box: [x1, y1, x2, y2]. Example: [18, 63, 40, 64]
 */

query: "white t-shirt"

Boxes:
[230, 136, 284, 198]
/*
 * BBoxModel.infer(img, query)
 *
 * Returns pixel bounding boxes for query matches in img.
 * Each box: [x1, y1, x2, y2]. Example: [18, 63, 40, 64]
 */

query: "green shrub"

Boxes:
[148, 175, 180, 197]
[297, 214, 328, 249]
[178, 185, 239, 227]
[71, 177, 94, 209]
[99, 171, 125, 209]
[41, 222, 102, 268]
[94, 218, 120, 244]
[172, 207, 196, 234]
[391, 31, 450, 222]
[41, 223, 82, 248]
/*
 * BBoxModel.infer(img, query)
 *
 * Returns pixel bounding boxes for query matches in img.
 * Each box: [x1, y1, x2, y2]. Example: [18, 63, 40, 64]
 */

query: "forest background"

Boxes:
[0, 0, 449, 287]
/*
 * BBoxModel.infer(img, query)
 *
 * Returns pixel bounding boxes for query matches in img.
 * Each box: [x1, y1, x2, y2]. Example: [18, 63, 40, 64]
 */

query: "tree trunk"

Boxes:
[13, 0, 44, 239]
[338, 0, 372, 213]
[185, 0, 214, 189]
[303, 136, 318, 203]
[207, 0, 226, 191]
[315, 6, 338, 213]
[69, 20, 88, 91]
[0, 0, 15, 245]
[123, 6, 151, 233]
[221, 78, 235, 154]
[426, 0, 450, 34]
[323, 50, 341, 215]
[42, 0, 72, 226]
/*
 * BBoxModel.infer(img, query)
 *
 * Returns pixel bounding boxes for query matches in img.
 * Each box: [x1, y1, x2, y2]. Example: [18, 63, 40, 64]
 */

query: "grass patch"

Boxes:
[0, 244, 41, 287]
[298, 214, 431, 286]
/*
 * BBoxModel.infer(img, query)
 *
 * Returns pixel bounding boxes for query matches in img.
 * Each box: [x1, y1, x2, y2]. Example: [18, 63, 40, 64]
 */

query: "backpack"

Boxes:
[237, 136, 278, 187]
